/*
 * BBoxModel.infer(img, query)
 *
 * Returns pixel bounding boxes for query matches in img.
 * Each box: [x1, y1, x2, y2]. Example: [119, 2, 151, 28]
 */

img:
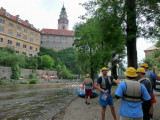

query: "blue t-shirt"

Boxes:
[115, 81, 151, 118]
[146, 71, 156, 94]
[97, 76, 114, 94]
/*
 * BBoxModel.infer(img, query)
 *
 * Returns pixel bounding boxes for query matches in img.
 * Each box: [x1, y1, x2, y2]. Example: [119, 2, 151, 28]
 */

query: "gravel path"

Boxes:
[53, 88, 160, 120]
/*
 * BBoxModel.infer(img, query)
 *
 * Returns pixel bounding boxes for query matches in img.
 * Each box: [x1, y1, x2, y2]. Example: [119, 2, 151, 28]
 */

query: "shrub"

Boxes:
[29, 78, 39, 84]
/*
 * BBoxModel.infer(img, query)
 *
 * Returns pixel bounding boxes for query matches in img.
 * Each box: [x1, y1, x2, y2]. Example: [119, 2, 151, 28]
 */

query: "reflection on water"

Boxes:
[0, 83, 80, 120]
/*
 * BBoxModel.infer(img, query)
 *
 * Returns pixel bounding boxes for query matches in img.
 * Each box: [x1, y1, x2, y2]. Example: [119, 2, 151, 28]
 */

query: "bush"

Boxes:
[29, 72, 34, 79]
[29, 78, 39, 84]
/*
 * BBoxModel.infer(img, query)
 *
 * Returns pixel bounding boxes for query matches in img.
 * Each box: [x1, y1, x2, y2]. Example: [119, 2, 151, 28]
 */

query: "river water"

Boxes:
[0, 83, 80, 120]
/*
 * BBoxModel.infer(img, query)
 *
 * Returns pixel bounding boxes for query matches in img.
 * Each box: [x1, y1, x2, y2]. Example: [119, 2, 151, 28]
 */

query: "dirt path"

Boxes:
[53, 89, 160, 120]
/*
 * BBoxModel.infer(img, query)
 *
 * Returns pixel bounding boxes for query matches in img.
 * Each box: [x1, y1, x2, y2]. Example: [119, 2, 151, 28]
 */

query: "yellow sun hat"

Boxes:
[141, 63, 149, 68]
[124, 67, 137, 77]
[86, 74, 90, 77]
[102, 67, 108, 71]
[136, 67, 146, 74]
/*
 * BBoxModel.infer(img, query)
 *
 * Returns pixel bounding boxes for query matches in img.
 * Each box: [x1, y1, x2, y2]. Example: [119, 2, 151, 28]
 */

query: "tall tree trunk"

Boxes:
[111, 63, 118, 79]
[126, 0, 138, 69]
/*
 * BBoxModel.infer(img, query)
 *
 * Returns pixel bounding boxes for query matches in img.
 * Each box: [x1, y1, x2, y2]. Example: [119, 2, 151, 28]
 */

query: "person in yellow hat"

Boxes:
[94, 67, 120, 120]
[137, 67, 152, 120]
[82, 74, 94, 105]
[141, 63, 160, 119]
[115, 67, 151, 120]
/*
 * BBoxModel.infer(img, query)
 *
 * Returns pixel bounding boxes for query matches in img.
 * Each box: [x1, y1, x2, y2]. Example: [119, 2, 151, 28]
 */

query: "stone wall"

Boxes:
[0, 66, 12, 81]
[0, 66, 57, 81]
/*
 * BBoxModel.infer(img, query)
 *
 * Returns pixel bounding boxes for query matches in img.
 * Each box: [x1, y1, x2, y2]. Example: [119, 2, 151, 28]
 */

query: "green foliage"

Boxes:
[29, 78, 39, 84]
[41, 55, 54, 70]
[38, 47, 82, 75]
[79, 0, 160, 69]
[74, 15, 125, 79]
[0, 81, 13, 85]
[11, 64, 21, 79]
[56, 65, 76, 79]
[29, 72, 34, 79]
[142, 48, 160, 71]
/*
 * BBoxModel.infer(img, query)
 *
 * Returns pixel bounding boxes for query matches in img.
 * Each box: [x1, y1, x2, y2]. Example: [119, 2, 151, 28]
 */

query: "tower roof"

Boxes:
[60, 4, 67, 15]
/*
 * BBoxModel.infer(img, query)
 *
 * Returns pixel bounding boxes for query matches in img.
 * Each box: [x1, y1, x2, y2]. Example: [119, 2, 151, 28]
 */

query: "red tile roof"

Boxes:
[41, 29, 74, 36]
[144, 45, 159, 52]
[0, 8, 40, 32]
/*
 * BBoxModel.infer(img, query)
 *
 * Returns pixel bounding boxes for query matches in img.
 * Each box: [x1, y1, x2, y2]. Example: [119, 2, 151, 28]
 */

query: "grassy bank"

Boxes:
[0, 78, 40, 85]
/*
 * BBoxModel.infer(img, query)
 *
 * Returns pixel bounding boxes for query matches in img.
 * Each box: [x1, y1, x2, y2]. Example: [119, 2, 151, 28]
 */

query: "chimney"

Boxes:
[25, 20, 29, 23]
[16, 15, 19, 18]
[1, 7, 6, 12]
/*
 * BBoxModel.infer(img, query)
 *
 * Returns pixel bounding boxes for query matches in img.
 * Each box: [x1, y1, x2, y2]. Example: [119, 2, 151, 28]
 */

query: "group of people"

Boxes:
[82, 63, 159, 120]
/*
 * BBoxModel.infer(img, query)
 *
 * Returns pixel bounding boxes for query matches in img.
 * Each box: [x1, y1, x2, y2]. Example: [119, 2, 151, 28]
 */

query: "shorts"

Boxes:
[99, 92, 113, 107]
[120, 115, 143, 120]
[150, 94, 156, 104]
[85, 89, 92, 97]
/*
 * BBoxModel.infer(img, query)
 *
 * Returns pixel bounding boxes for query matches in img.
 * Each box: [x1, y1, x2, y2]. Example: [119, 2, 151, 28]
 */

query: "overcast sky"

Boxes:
[0, 0, 154, 62]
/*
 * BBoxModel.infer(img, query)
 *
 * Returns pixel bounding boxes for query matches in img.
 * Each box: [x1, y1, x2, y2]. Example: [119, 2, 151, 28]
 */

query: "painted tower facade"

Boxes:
[58, 5, 69, 30]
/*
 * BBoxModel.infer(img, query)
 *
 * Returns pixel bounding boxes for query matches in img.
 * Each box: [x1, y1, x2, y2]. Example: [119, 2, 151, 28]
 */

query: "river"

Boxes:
[0, 82, 80, 120]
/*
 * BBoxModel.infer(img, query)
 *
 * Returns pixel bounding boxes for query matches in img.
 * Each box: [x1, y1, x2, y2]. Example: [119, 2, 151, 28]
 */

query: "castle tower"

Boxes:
[58, 4, 69, 30]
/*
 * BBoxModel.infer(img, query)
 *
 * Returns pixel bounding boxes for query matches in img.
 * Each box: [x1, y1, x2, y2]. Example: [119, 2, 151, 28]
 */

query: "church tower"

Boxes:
[58, 4, 69, 30]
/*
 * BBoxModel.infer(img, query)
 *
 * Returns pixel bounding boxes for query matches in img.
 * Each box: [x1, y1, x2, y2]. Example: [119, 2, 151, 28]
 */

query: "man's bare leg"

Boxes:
[110, 105, 117, 120]
[85, 96, 87, 103]
[101, 106, 106, 120]
[87, 96, 90, 104]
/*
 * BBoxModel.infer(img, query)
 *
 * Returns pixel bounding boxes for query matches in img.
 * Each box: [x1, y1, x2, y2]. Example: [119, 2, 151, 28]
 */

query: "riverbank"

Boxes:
[53, 88, 160, 120]
[0, 78, 81, 85]
[0, 82, 81, 120]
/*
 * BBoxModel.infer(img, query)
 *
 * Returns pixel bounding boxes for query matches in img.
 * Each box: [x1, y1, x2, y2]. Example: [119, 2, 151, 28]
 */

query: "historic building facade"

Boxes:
[0, 7, 40, 56]
[40, 5, 75, 51]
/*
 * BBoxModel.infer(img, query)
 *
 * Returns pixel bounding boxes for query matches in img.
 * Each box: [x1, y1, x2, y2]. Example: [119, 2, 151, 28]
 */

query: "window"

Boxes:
[23, 44, 26, 48]
[29, 54, 32, 57]
[0, 37, 3, 42]
[35, 39, 39, 44]
[9, 23, 14, 27]
[16, 33, 21, 38]
[0, 26, 4, 33]
[22, 52, 26, 55]
[0, 19, 5, 24]
[30, 38, 33, 43]
[24, 29, 27, 33]
[18, 18, 21, 23]
[8, 40, 12, 45]
[41, 41, 43, 44]
[5, 13, 9, 17]
[30, 31, 34, 35]
[16, 42, 20, 47]
[36, 33, 39, 37]
[30, 46, 33, 50]
[16, 51, 19, 54]
[17, 26, 21, 31]
[23, 35, 27, 40]
[62, 26, 65, 29]
[8, 30, 13, 36]
[35, 48, 37, 51]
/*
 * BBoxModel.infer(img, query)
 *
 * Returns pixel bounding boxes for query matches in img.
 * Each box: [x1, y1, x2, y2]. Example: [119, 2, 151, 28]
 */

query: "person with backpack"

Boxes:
[137, 67, 152, 120]
[94, 67, 120, 120]
[141, 63, 160, 119]
[83, 74, 94, 105]
[115, 67, 151, 120]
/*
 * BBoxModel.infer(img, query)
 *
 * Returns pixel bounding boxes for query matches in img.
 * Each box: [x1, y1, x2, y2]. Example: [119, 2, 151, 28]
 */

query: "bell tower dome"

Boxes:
[58, 4, 69, 30]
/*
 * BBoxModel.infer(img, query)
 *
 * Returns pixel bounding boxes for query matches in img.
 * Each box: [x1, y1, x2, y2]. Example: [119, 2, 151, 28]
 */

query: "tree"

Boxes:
[81, 0, 160, 69]
[41, 55, 54, 70]
[74, 15, 125, 80]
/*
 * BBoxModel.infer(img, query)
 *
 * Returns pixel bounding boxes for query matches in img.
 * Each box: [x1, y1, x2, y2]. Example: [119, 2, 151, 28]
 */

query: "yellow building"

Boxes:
[0, 7, 40, 56]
